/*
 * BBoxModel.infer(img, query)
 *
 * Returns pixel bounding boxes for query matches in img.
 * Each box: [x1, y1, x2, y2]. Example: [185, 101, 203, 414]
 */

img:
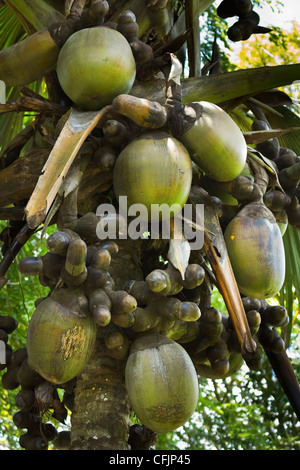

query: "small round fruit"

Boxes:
[56, 26, 136, 111]
[125, 334, 199, 433]
[113, 131, 192, 221]
[180, 101, 247, 182]
[224, 201, 285, 299]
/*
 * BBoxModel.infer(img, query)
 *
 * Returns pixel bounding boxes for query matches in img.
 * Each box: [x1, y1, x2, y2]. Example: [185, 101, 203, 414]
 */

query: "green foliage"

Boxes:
[0, 224, 55, 450]
[200, 5, 238, 73]
[237, 22, 300, 69]
[157, 337, 300, 450]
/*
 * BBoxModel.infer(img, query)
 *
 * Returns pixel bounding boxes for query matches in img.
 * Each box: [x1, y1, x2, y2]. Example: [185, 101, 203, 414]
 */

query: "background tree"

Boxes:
[238, 21, 300, 68]
[0, 0, 300, 451]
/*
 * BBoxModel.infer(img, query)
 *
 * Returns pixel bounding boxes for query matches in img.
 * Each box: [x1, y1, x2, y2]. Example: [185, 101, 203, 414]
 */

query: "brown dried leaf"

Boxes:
[0, 148, 50, 207]
[190, 188, 256, 355]
[25, 107, 110, 229]
[167, 218, 190, 279]
[244, 127, 300, 145]
[168, 53, 182, 85]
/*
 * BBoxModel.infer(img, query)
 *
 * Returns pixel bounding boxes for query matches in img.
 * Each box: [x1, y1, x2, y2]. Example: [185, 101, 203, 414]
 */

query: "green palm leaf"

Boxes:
[0, 5, 48, 153]
[132, 64, 300, 105]
[280, 230, 300, 349]
[4, 0, 64, 31]
[258, 104, 300, 345]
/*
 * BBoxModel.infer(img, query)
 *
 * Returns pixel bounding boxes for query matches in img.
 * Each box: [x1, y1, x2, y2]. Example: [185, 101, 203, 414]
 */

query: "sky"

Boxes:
[256, 0, 299, 28]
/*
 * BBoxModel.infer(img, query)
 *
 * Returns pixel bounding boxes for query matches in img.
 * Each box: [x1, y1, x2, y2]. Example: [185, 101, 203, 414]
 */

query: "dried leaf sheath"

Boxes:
[203, 232, 256, 354]
[131, 64, 300, 105]
[190, 190, 256, 355]
[167, 218, 191, 279]
[25, 107, 109, 229]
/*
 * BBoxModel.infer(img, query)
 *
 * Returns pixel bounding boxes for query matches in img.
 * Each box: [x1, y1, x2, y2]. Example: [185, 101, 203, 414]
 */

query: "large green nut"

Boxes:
[224, 201, 286, 299]
[180, 101, 247, 182]
[56, 26, 136, 111]
[125, 334, 199, 433]
[113, 131, 192, 221]
[27, 293, 96, 384]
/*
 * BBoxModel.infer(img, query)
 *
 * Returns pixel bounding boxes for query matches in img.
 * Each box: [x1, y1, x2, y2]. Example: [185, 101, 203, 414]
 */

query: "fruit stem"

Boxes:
[162, 54, 188, 135]
[0, 223, 35, 291]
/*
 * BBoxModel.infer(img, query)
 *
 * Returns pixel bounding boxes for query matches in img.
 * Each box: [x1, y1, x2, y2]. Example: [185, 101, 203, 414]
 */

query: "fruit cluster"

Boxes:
[1, 338, 71, 449]
[5, 205, 288, 445]
[216, 0, 272, 42]
[252, 120, 300, 231]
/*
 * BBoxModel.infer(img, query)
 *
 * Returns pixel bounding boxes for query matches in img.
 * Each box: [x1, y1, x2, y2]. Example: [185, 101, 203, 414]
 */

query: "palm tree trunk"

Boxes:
[70, 239, 143, 450]
[69, 327, 132, 450]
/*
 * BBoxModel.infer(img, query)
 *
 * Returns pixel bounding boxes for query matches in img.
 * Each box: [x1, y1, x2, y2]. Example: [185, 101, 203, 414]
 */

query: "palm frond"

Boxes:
[280, 225, 300, 346]
[132, 64, 300, 106]
[0, 4, 25, 45]
[265, 105, 300, 154]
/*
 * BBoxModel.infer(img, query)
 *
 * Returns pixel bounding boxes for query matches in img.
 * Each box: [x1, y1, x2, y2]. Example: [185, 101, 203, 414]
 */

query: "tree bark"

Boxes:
[70, 239, 143, 450]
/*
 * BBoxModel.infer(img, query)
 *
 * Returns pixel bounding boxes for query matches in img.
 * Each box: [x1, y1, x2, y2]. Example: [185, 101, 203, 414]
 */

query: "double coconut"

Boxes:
[125, 334, 199, 433]
[224, 201, 285, 299]
[27, 289, 96, 384]
[179, 101, 248, 182]
[113, 131, 193, 221]
[56, 26, 136, 111]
